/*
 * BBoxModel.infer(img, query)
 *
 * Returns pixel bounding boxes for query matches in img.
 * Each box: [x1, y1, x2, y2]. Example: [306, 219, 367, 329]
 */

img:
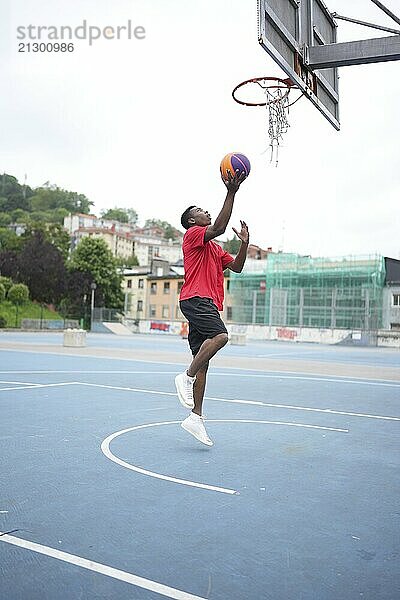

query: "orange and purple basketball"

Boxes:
[220, 152, 251, 181]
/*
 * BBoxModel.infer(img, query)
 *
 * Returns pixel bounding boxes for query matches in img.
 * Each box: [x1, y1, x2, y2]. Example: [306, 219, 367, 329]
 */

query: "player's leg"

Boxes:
[192, 361, 209, 416]
[181, 361, 213, 446]
[187, 333, 227, 377]
[175, 297, 227, 408]
[175, 312, 202, 409]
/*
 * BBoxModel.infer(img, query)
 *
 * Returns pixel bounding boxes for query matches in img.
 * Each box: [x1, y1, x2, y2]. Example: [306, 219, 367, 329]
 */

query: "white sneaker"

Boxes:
[175, 371, 196, 409]
[181, 413, 213, 447]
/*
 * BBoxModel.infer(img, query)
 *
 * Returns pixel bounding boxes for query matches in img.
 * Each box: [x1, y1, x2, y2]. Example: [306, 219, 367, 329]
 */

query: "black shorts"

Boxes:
[179, 296, 228, 356]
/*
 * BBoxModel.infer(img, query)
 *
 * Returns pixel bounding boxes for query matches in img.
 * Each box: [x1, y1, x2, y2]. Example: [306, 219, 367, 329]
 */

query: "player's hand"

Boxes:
[222, 169, 246, 193]
[232, 220, 249, 244]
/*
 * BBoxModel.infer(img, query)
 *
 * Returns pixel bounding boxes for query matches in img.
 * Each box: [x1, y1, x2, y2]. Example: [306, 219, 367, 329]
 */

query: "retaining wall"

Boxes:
[127, 319, 400, 348]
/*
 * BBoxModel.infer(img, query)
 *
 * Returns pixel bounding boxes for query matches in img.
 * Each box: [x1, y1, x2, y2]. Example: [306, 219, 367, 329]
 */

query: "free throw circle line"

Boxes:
[101, 420, 348, 495]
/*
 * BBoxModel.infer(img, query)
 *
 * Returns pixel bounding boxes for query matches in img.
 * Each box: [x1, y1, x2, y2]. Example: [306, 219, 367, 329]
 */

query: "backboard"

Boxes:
[257, 0, 340, 130]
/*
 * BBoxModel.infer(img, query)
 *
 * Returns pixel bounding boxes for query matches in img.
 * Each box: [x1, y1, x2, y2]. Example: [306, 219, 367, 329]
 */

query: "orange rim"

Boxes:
[232, 76, 301, 108]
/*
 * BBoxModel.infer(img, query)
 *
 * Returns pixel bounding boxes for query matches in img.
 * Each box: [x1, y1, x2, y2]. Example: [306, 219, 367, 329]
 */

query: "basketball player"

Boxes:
[175, 169, 249, 445]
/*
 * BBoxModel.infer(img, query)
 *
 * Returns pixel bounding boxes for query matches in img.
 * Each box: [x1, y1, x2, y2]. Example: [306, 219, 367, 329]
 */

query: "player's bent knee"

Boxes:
[216, 332, 229, 347]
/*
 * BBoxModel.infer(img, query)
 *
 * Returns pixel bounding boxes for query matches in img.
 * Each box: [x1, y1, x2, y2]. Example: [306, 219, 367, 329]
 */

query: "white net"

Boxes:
[264, 86, 290, 166]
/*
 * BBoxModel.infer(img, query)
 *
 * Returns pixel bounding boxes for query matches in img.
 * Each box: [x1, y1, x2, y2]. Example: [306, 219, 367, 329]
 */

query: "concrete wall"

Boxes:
[377, 330, 400, 348]
[127, 319, 398, 348]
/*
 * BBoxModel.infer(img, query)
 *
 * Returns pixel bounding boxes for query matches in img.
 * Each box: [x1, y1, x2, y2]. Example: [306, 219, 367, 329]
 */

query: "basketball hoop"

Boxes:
[232, 77, 302, 165]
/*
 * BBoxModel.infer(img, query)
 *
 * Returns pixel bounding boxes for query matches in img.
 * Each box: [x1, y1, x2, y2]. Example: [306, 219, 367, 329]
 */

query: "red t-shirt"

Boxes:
[179, 225, 234, 311]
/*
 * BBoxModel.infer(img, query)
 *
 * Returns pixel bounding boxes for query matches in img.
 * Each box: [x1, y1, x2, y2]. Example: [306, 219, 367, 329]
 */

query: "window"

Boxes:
[149, 305, 156, 317]
[150, 282, 157, 294]
[164, 282, 170, 294]
[137, 300, 143, 312]
[127, 279, 132, 289]
[162, 305, 169, 318]
[138, 279, 144, 289]
[393, 294, 400, 306]
[177, 281, 183, 292]
[227, 307, 233, 320]
[176, 305, 182, 319]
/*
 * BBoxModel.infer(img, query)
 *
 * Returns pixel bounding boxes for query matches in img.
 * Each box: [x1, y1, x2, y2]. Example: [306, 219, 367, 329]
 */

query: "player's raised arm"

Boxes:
[204, 170, 246, 243]
[227, 220, 249, 273]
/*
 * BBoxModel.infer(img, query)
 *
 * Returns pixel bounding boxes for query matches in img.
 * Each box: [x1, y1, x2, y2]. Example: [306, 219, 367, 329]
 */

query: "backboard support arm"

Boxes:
[331, 12, 400, 36]
[307, 34, 400, 69]
[370, 0, 400, 27]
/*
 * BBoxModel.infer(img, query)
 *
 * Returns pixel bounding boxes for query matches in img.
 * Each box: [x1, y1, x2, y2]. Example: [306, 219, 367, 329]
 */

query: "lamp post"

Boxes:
[90, 282, 97, 331]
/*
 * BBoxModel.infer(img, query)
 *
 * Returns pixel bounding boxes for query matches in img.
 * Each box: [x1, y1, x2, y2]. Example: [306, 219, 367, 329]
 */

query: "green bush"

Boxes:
[8, 283, 30, 305]
[0, 276, 13, 294]
[0, 315, 6, 328]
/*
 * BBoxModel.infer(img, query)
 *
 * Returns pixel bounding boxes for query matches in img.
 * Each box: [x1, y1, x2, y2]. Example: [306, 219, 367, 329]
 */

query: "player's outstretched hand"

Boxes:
[222, 169, 246, 193]
[232, 220, 249, 244]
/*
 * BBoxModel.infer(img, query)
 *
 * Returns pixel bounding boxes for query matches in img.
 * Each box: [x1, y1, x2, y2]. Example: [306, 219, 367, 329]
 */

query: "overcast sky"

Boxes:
[1, 0, 399, 258]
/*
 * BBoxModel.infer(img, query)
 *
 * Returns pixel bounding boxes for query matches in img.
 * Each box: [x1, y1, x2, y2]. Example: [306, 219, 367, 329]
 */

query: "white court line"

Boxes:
[0, 380, 42, 386]
[0, 382, 77, 393]
[1, 378, 398, 422]
[256, 352, 315, 358]
[101, 420, 348, 495]
[0, 369, 399, 386]
[211, 373, 400, 388]
[0, 371, 182, 374]
[1, 350, 399, 383]
[0, 532, 206, 600]
[79, 382, 400, 422]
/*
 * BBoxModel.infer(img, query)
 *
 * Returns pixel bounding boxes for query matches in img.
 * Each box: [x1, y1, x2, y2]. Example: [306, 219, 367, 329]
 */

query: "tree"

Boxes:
[59, 269, 93, 322]
[125, 208, 139, 226]
[0, 174, 33, 212]
[0, 250, 20, 280]
[101, 208, 125, 223]
[100, 207, 138, 225]
[223, 236, 241, 254]
[18, 231, 67, 304]
[0, 283, 5, 303]
[69, 237, 123, 308]
[8, 283, 29, 327]
[115, 254, 139, 268]
[22, 223, 71, 260]
[0, 228, 23, 252]
[0, 213, 12, 227]
[30, 183, 93, 215]
[144, 218, 181, 240]
[10, 209, 29, 223]
[164, 224, 179, 240]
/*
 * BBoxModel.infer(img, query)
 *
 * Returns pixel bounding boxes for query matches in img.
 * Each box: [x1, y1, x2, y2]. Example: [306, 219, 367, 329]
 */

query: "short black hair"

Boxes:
[181, 205, 196, 230]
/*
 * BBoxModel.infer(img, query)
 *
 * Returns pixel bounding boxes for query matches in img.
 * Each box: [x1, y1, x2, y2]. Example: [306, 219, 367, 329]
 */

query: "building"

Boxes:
[64, 213, 183, 264]
[64, 213, 133, 235]
[132, 234, 182, 266]
[76, 227, 134, 260]
[147, 273, 183, 321]
[122, 258, 233, 323]
[382, 257, 400, 330]
[229, 253, 400, 331]
[247, 244, 273, 260]
[121, 265, 152, 319]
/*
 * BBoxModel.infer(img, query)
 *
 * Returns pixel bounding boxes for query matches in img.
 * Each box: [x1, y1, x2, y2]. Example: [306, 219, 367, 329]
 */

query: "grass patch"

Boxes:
[0, 300, 61, 328]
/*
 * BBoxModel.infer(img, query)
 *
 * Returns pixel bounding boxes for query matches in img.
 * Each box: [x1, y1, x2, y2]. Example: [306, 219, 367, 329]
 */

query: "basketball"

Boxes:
[220, 152, 251, 181]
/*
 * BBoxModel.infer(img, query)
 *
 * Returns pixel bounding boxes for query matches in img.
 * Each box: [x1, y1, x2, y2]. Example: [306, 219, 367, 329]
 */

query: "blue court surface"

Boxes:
[1, 333, 399, 599]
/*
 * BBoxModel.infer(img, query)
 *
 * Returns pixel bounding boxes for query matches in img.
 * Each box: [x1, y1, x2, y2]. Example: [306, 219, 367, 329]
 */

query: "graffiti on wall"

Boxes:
[276, 327, 298, 340]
